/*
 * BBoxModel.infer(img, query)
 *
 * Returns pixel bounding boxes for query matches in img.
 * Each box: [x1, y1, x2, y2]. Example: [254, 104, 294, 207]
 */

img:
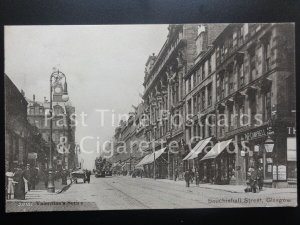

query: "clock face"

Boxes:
[54, 86, 62, 94]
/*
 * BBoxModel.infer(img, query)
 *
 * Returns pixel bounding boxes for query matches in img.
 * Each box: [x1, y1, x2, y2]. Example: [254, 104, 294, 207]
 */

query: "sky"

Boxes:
[5, 25, 168, 170]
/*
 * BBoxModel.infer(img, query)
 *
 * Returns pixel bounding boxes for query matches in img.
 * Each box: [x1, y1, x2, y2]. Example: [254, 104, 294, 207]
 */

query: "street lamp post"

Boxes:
[48, 69, 69, 193]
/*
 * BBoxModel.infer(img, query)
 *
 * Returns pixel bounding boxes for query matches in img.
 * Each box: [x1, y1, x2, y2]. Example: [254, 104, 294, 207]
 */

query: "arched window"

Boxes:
[53, 105, 64, 115]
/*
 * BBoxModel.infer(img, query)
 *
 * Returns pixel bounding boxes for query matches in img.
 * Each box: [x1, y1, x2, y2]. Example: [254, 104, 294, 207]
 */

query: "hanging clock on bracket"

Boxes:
[53, 83, 63, 95]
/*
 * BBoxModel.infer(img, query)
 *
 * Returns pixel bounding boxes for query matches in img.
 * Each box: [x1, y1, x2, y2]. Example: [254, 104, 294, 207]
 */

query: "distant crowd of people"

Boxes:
[5, 164, 74, 200]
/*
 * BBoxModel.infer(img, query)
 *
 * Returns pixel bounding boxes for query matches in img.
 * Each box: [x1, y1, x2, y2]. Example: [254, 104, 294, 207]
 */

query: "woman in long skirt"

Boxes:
[6, 171, 15, 199]
[13, 167, 26, 200]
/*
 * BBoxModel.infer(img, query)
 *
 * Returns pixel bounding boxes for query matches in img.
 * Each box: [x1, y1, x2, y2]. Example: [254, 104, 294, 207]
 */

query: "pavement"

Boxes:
[158, 178, 298, 194]
[6, 175, 297, 212]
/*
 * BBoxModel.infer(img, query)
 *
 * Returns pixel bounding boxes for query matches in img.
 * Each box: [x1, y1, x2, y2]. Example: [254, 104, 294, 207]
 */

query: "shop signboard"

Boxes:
[243, 126, 269, 141]
[28, 152, 37, 160]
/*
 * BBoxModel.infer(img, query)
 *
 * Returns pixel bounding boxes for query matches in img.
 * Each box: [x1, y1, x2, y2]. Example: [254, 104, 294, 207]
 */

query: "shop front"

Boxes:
[136, 147, 167, 179]
[200, 139, 235, 184]
[182, 137, 213, 182]
[239, 123, 296, 188]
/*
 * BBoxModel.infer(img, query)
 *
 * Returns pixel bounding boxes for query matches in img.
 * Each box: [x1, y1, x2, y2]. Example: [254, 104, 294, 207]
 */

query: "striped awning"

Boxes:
[135, 147, 166, 167]
[200, 139, 232, 161]
[183, 137, 212, 160]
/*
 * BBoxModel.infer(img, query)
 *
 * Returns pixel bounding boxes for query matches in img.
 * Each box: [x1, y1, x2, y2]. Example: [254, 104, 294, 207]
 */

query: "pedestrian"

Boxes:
[6, 169, 15, 199]
[189, 169, 194, 184]
[43, 168, 49, 188]
[86, 170, 91, 183]
[13, 165, 26, 200]
[195, 170, 200, 186]
[61, 169, 68, 185]
[184, 170, 190, 187]
[174, 169, 179, 181]
[257, 166, 264, 191]
[249, 166, 258, 193]
[140, 170, 143, 178]
[23, 164, 31, 191]
[29, 166, 38, 190]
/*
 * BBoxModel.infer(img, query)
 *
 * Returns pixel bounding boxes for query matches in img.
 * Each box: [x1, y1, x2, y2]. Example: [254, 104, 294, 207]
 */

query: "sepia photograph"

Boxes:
[4, 23, 297, 212]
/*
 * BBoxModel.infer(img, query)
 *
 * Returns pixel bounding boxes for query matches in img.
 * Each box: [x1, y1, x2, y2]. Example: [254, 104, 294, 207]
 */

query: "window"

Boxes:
[238, 25, 244, 44]
[193, 124, 198, 137]
[39, 108, 44, 115]
[188, 78, 191, 93]
[196, 68, 201, 83]
[207, 116, 213, 137]
[208, 57, 212, 74]
[35, 106, 39, 115]
[185, 80, 189, 95]
[239, 64, 244, 87]
[250, 95, 257, 125]
[207, 84, 212, 106]
[233, 31, 237, 47]
[187, 99, 192, 114]
[250, 51, 256, 82]
[218, 74, 225, 99]
[201, 118, 206, 138]
[264, 90, 272, 122]
[193, 96, 197, 114]
[228, 106, 233, 131]
[193, 73, 197, 87]
[202, 65, 205, 80]
[228, 68, 235, 94]
[197, 92, 201, 112]
[201, 89, 206, 110]
[264, 41, 271, 72]
[29, 107, 34, 115]
[218, 110, 225, 137]
[239, 100, 246, 126]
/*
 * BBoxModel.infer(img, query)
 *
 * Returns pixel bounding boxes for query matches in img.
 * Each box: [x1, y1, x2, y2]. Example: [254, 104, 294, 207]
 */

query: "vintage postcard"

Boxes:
[4, 23, 297, 212]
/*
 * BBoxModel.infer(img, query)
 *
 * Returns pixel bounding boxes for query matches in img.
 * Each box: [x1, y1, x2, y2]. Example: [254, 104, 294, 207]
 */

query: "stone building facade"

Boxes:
[210, 23, 296, 187]
[27, 94, 77, 170]
[142, 24, 199, 179]
[111, 23, 296, 188]
[111, 103, 147, 174]
[5, 74, 48, 171]
[183, 24, 227, 180]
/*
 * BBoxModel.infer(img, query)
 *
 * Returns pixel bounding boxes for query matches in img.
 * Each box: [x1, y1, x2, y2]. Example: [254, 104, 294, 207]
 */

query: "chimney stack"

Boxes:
[44, 97, 47, 103]
[33, 94, 35, 102]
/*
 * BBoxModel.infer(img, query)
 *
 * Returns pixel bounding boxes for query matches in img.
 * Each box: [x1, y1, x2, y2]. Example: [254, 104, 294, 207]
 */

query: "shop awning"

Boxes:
[135, 154, 152, 167]
[200, 139, 232, 161]
[183, 137, 212, 160]
[135, 147, 166, 167]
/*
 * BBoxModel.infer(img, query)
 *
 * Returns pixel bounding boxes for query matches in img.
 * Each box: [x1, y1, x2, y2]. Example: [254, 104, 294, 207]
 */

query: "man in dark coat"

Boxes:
[86, 170, 91, 183]
[23, 164, 31, 191]
[184, 170, 190, 187]
[13, 165, 26, 200]
[61, 169, 68, 185]
[257, 166, 264, 191]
